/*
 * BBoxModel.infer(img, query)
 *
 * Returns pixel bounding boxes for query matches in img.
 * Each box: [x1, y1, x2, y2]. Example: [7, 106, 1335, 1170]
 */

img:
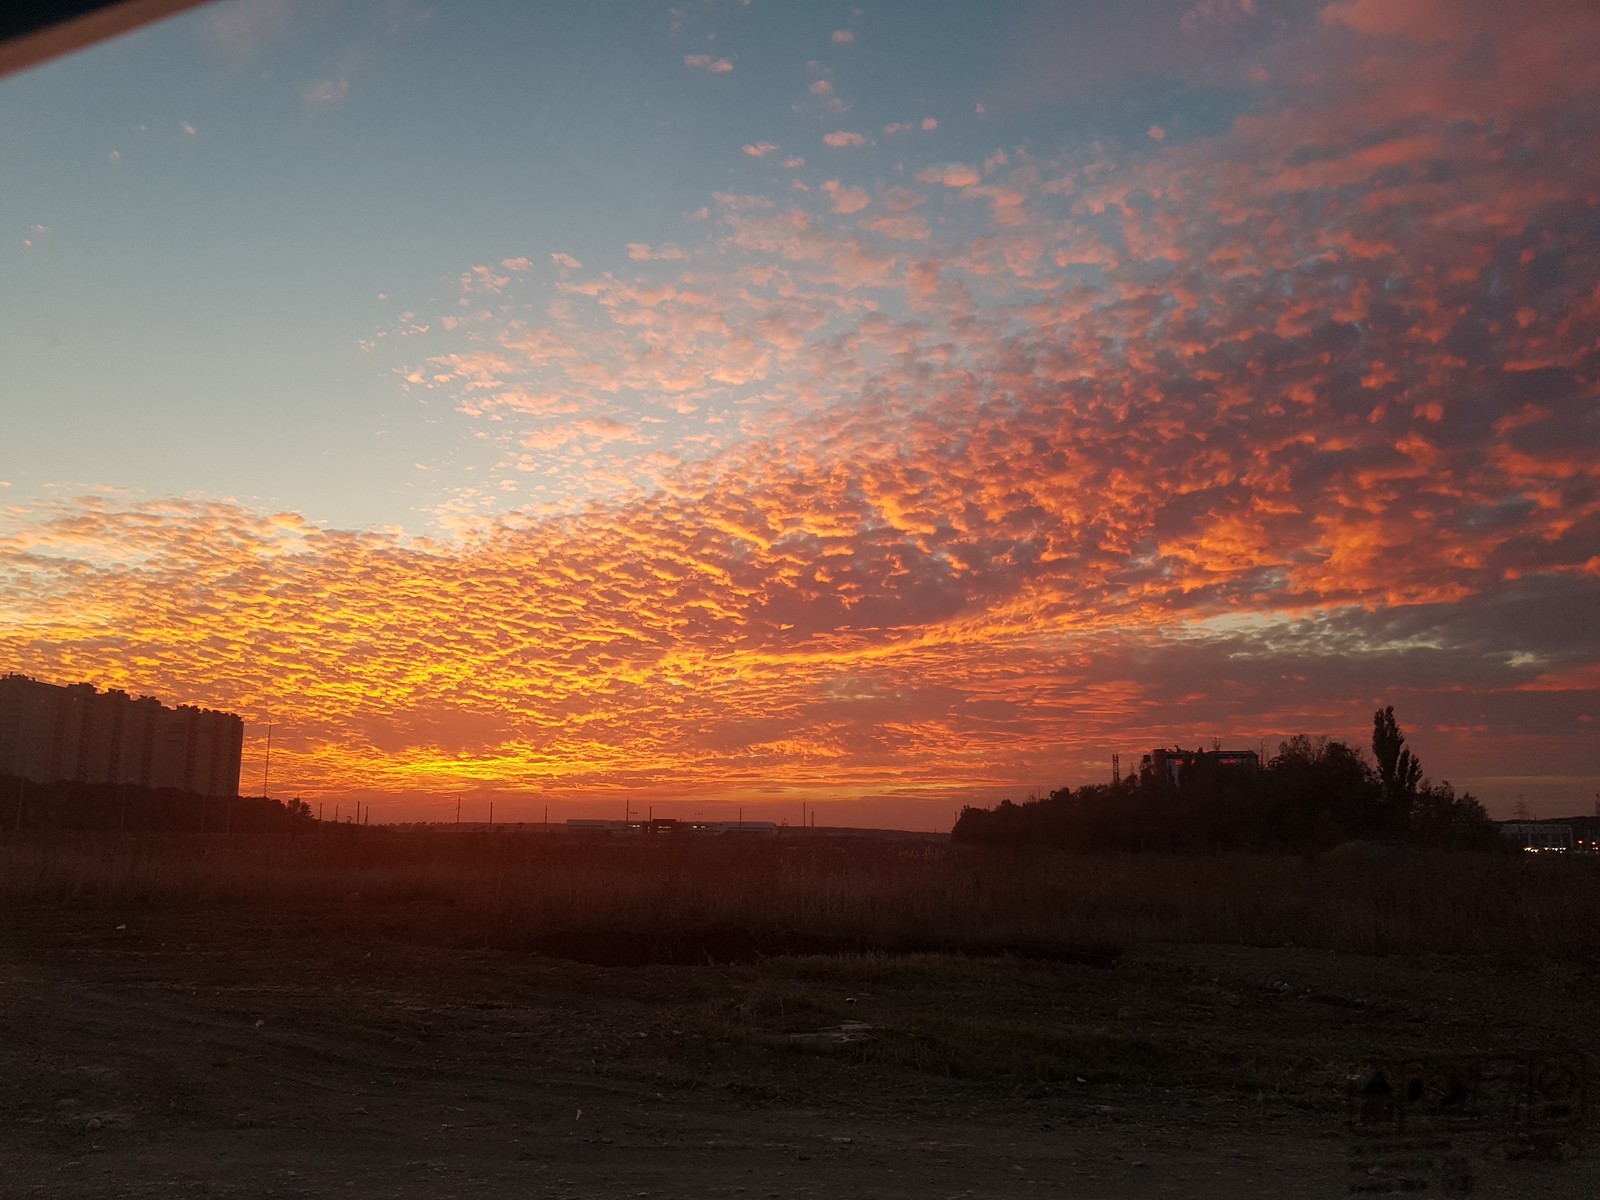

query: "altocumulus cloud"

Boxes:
[5, 0, 1598, 814]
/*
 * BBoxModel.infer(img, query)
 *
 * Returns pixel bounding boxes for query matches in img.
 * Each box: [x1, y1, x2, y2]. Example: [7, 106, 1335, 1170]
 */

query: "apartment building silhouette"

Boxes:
[0, 674, 243, 796]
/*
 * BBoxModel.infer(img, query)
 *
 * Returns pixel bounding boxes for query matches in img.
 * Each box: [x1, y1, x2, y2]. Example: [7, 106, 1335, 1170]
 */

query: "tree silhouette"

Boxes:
[952, 707, 1507, 853]
[1371, 705, 1422, 835]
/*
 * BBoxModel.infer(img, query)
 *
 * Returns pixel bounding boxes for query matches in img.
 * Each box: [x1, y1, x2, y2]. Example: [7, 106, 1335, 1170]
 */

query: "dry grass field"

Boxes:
[2, 830, 1596, 1197]
[3, 830, 1599, 959]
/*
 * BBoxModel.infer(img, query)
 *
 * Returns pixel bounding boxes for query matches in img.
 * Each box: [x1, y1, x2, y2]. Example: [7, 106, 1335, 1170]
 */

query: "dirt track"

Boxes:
[2, 904, 1595, 1198]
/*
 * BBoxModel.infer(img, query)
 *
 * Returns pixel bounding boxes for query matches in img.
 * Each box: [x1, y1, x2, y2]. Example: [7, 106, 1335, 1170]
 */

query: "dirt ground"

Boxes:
[2, 901, 1595, 1199]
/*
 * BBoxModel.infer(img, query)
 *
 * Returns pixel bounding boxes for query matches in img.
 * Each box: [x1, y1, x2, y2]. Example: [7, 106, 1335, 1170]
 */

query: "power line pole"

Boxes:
[261, 719, 273, 800]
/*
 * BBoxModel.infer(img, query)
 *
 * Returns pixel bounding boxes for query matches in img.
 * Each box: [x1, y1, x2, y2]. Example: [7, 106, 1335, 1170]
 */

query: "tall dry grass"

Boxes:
[1, 831, 1594, 960]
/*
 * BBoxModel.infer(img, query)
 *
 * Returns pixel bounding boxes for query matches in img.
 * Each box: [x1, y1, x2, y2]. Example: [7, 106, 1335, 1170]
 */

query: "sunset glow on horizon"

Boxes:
[3, 0, 1597, 827]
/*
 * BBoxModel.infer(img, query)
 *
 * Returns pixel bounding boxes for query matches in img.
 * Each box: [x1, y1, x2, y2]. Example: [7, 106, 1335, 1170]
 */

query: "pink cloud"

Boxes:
[782, 156, 806, 169]
[860, 212, 930, 240]
[302, 78, 348, 106]
[501, 257, 533, 272]
[461, 265, 509, 294]
[743, 142, 780, 157]
[823, 131, 867, 148]
[1182, 0, 1258, 34]
[921, 117, 938, 131]
[1320, 0, 1455, 40]
[518, 417, 640, 450]
[810, 79, 849, 112]
[832, 29, 854, 44]
[822, 179, 871, 214]
[549, 252, 583, 269]
[625, 242, 687, 261]
[683, 54, 734, 73]
[915, 162, 981, 187]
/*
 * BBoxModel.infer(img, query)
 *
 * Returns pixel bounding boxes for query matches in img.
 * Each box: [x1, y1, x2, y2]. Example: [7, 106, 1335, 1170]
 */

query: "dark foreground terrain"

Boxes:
[0, 837, 1595, 1197]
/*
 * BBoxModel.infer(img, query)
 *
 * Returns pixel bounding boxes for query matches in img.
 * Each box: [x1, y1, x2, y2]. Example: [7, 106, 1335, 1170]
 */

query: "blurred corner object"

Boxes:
[2, 0, 211, 78]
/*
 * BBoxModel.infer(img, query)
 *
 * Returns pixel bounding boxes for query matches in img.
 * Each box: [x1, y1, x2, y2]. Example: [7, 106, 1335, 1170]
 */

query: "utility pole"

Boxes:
[261, 720, 273, 801]
[456, 793, 461, 825]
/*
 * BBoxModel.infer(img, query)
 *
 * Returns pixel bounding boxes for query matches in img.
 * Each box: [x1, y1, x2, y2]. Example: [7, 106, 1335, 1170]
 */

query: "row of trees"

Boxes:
[1, 775, 317, 835]
[952, 707, 1505, 853]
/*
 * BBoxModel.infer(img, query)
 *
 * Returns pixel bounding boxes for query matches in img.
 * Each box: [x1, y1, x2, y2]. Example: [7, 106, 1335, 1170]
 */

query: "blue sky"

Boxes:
[3, 0, 1270, 528]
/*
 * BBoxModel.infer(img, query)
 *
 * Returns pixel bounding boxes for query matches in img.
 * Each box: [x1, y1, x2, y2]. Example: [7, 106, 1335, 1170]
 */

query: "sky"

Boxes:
[1, 0, 1597, 828]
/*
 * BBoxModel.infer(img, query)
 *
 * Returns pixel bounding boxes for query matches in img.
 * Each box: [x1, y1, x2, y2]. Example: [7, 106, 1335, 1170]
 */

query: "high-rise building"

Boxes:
[0, 674, 243, 796]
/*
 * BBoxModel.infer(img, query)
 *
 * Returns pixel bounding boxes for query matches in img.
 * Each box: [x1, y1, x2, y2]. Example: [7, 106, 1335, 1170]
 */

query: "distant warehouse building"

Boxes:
[1141, 746, 1261, 787]
[0, 674, 243, 796]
